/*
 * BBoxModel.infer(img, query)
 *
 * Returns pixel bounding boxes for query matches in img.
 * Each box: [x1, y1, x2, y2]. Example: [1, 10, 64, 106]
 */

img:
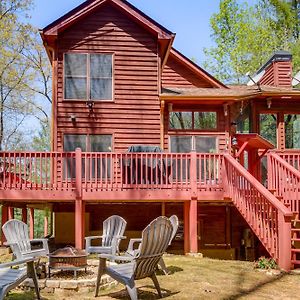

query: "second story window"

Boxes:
[64, 53, 113, 101]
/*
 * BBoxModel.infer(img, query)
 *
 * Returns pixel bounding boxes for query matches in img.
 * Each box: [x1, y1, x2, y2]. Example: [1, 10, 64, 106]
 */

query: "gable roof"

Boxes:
[166, 48, 228, 89]
[41, 0, 174, 44]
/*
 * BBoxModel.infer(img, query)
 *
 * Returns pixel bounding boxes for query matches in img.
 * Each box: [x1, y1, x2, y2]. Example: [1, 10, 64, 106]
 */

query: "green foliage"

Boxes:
[254, 256, 278, 269]
[205, 0, 300, 83]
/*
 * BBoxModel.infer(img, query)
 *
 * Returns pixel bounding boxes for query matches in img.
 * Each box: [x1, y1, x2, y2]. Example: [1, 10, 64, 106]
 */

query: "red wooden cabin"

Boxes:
[1, 0, 300, 271]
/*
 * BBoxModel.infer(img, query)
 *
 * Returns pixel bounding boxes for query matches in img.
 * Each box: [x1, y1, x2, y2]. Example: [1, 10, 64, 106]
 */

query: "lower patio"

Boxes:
[5, 255, 300, 300]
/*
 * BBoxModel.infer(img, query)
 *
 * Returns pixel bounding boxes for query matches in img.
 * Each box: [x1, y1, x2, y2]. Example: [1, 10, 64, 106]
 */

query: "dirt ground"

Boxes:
[5, 255, 300, 300]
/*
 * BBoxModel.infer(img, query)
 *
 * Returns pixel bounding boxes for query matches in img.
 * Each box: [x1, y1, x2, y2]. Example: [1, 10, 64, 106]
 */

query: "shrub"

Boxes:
[254, 257, 277, 270]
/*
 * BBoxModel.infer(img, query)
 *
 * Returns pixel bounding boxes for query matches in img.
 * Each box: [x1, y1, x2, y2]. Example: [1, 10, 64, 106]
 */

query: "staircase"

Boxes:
[267, 152, 300, 269]
[223, 153, 292, 271]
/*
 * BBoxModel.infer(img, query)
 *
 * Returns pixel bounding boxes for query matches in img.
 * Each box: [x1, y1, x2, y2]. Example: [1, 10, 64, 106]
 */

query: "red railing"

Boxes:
[224, 153, 292, 271]
[0, 151, 75, 191]
[0, 150, 224, 194]
[276, 151, 300, 171]
[267, 152, 300, 213]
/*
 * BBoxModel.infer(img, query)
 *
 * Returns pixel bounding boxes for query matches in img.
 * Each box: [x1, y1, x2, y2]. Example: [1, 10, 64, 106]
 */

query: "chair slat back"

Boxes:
[102, 215, 126, 247]
[2, 220, 31, 257]
[169, 215, 179, 245]
[134, 216, 172, 279]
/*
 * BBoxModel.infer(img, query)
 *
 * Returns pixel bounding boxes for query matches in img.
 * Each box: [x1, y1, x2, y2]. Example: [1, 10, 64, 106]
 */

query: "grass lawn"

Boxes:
[5, 255, 300, 300]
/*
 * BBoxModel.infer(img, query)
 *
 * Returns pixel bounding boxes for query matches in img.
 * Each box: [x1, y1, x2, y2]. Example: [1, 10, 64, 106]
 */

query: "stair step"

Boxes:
[291, 260, 300, 265]
[291, 249, 300, 253]
[292, 238, 300, 242]
[291, 228, 300, 232]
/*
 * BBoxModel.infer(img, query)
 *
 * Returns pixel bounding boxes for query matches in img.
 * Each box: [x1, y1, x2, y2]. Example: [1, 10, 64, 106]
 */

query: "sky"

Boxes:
[31, 0, 222, 66]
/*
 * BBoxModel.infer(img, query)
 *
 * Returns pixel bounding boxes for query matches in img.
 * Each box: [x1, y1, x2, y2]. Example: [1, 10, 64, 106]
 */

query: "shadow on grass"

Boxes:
[104, 286, 180, 299]
[225, 269, 286, 300]
[156, 265, 183, 276]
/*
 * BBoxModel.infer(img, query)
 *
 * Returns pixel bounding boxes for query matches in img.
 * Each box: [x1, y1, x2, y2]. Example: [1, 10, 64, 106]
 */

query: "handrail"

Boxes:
[224, 153, 291, 271]
[224, 154, 292, 217]
[268, 152, 300, 213]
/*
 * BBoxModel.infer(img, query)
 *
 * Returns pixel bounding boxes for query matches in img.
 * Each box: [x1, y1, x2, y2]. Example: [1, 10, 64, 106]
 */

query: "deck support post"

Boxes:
[22, 208, 27, 224]
[8, 207, 14, 220]
[278, 213, 292, 271]
[29, 208, 34, 239]
[1, 205, 8, 244]
[184, 199, 198, 254]
[75, 148, 84, 250]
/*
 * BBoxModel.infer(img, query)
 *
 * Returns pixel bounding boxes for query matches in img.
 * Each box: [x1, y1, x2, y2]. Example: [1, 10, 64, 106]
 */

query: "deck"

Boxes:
[0, 150, 224, 202]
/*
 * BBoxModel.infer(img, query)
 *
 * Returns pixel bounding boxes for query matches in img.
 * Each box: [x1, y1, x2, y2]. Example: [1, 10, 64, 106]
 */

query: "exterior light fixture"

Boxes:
[168, 103, 173, 112]
[267, 98, 272, 109]
[86, 101, 94, 112]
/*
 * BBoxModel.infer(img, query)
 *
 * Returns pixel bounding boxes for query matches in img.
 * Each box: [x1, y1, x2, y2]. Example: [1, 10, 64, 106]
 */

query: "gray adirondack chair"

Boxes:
[126, 215, 179, 275]
[95, 216, 173, 300]
[2, 219, 49, 260]
[85, 215, 127, 255]
[0, 257, 40, 300]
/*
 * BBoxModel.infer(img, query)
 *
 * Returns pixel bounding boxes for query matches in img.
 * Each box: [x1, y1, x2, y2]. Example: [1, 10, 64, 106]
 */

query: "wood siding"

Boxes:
[162, 55, 214, 88]
[55, 3, 160, 152]
[260, 61, 292, 87]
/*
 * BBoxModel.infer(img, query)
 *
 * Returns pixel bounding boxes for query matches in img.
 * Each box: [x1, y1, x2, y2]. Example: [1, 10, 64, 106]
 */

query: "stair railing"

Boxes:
[224, 153, 292, 271]
[268, 152, 300, 213]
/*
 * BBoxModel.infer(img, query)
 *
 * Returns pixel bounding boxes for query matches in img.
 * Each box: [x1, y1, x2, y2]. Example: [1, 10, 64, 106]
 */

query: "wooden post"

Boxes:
[75, 148, 84, 249]
[1, 205, 8, 244]
[22, 208, 27, 224]
[75, 200, 85, 250]
[190, 151, 197, 199]
[189, 199, 198, 253]
[184, 201, 190, 254]
[161, 202, 166, 216]
[278, 212, 292, 271]
[29, 208, 34, 239]
[8, 207, 14, 220]
[184, 200, 198, 254]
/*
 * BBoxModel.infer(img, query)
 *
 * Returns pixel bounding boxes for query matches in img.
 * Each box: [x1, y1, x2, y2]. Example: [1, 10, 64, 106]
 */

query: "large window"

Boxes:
[64, 53, 113, 100]
[169, 111, 217, 130]
[285, 114, 300, 149]
[259, 113, 277, 146]
[64, 134, 112, 179]
[170, 136, 217, 153]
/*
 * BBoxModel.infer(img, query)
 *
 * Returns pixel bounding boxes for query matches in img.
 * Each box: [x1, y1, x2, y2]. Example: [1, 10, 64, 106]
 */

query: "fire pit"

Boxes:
[48, 246, 88, 279]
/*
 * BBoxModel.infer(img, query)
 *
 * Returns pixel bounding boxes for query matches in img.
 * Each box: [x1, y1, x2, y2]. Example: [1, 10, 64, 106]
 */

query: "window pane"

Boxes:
[195, 136, 217, 153]
[194, 112, 217, 129]
[170, 136, 192, 152]
[90, 54, 112, 77]
[169, 112, 192, 129]
[64, 53, 87, 76]
[285, 114, 300, 148]
[63, 135, 86, 179]
[64, 135, 86, 151]
[90, 78, 112, 100]
[90, 135, 112, 152]
[65, 77, 87, 99]
[259, 114, 277, 146]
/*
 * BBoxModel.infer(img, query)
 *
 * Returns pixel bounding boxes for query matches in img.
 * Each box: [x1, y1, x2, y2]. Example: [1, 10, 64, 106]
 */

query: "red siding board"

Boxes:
[55, 3, 161, 151]
[162, 55, 214, 88]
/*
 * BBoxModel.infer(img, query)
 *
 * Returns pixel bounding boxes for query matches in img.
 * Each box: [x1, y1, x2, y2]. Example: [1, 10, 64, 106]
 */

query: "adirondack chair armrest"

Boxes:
[85, 235, 103, 241]
[127, 238, 142, 253]
[3, 241, 18, 247]
[98, 253, 133, 262]
[0, 257, 35, 269]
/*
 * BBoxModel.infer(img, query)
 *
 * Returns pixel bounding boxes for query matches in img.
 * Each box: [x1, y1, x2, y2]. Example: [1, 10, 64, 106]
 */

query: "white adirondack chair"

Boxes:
[95, 216, 173, 300]
[0, 257, 40, 300]
[2, 219, 49, 260]
[126, 215, 179, 275]
[85, 215, 127, 255]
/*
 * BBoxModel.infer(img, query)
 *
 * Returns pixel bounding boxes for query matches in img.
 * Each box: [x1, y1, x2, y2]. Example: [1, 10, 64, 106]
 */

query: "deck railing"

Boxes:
[0, 150, 224, 194]
[275, 151, 300, 171]
[267, 152, 300, 213]
[224, 153, 292, 271]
